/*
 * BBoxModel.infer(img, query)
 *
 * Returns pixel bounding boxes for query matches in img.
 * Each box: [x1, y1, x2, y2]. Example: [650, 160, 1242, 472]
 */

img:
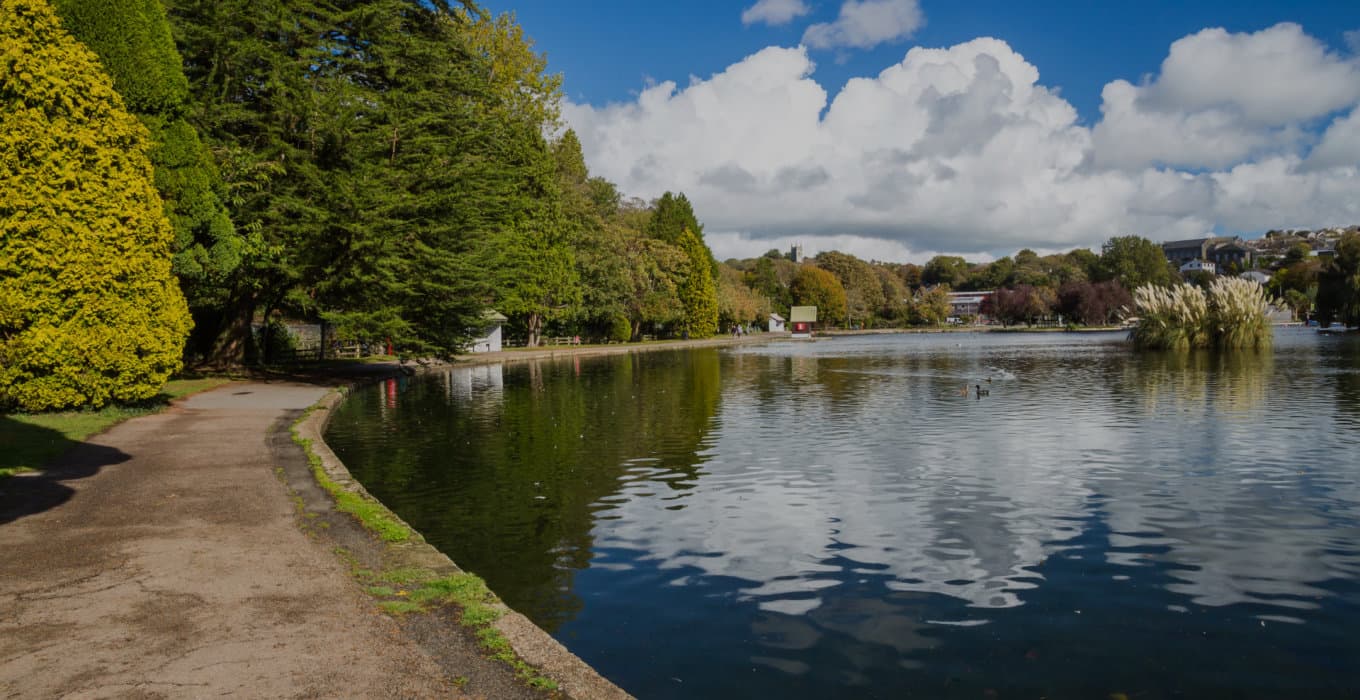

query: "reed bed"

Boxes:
[1130, 278, 1273, 350]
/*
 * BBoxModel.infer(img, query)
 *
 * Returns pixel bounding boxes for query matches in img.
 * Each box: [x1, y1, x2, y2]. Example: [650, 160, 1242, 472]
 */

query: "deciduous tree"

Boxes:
[1098, 236, 1178, 289]
[791, 265, 847, 326]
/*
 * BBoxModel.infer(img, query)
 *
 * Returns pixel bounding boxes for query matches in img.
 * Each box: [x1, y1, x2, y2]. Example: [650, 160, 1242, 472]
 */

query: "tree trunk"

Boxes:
[527, 313, 542, 347]
[204, 291, 255, 368]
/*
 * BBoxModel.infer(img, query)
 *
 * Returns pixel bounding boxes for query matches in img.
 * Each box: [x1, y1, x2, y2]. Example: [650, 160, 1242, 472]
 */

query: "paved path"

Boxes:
[0, 383, 458, 699]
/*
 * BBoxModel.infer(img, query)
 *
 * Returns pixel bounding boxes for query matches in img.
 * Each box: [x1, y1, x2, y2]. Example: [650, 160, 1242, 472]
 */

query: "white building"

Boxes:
[768, 313, 786, 333]
[469, 310, 507, 353]
[1180, 259, 1216, 275]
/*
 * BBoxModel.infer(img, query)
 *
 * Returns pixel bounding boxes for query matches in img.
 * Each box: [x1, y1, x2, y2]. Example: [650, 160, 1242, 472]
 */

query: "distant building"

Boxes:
[1180, 259, 1216, 276]
[1162, 236, 1253, 272]
[469, 310, 507, 353]
[768, 312, 786, 333]
[790, 306, 817, 338]
[789, 244, 805, 264]
[946, 291, 994, 322]
[1239, 270, 1271, 285]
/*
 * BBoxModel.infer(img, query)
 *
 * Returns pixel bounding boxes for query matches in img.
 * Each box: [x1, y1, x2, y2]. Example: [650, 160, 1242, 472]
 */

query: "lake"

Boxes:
[324, 330, 1360, 699]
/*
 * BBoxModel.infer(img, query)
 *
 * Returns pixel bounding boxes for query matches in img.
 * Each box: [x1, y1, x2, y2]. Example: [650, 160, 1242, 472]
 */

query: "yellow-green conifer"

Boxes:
[0, 0, 192, 410]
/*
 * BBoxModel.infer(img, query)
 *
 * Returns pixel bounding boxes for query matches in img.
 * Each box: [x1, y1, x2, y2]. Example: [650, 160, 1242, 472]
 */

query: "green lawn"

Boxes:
[0, 377, 233, 479]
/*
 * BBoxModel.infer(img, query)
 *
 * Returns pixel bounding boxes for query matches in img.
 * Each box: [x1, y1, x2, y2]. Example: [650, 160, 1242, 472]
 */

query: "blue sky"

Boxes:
[489, 0, 1357, 123]
[486, 0, 1360, 262]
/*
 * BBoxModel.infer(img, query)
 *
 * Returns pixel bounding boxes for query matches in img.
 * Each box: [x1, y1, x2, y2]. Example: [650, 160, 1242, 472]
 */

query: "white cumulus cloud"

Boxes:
[742, 0, 810, 27]
[1093, 23, 1360, 170]
[802, 0, 924, 50]
[1307, 107, 1360, 170]
[563, 24, 1360, 262]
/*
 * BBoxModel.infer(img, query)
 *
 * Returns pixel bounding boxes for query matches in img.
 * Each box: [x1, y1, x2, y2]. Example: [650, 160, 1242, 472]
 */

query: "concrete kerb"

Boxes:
[295, 376, 633, 700]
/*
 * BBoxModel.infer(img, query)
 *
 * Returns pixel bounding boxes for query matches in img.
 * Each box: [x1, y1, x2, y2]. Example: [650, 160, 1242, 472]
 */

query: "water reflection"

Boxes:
[327, 331, 1360, 699]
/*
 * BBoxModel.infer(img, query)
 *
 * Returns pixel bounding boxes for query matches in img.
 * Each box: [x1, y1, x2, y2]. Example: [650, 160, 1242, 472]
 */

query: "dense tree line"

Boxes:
[720, 235, 1176, 331]
[6, 0, 1360, 411]
[2, 0, 725, 409]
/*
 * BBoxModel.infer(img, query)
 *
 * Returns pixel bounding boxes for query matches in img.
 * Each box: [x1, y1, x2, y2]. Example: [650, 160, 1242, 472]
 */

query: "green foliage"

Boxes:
[816, 251, 885, 327]
[717, 264, 767, 328]
[290, 430, 412, 543]
[50, 0, 187, 113]
[0, 0, 192, 410]
[675, 227, 719, 337]
[1099, 235, 1179, 289]
[494, 222, 582, 347]
[1317, 232, 1360, 327]
[1282, 288, 1313, 320]
[875, 266, 910, 322]
[608, 314, 632, 343]
[910, 285, 951, 326]
[922, 255, 969, 287]
[52, 0, 242, 328]
[748, 255, 794, 315]
[790, 265, 847, 326]
[457, 6, 563, 130]
[170, 0, 561, 360]
[646, 192, 703, 245]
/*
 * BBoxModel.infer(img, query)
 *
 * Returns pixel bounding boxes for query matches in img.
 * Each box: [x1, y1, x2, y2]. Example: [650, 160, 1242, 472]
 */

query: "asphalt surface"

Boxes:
[0, 382, 462, 698]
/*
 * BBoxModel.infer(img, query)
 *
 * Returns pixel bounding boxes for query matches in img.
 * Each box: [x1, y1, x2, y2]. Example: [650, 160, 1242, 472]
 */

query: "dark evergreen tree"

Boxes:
[1317, 231, 1360, 326]
[53, 0, 242, 360]
[646, 192, 702, 244]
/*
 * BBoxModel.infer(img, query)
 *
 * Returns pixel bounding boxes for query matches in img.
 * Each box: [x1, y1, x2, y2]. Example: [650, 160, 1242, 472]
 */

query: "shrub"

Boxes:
[608, 313, 632, 343]
[1207, 276, 1272, 350]
[1130, 278, 1271, 351]
[0, 0, 192, 411]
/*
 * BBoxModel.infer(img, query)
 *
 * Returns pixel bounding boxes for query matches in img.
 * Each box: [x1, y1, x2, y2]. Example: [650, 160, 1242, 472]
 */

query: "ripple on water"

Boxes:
[326, 332, 1360, 700]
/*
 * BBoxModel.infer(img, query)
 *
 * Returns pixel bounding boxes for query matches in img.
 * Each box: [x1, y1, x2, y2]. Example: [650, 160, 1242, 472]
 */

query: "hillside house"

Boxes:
[1163, 236, 1253, 272]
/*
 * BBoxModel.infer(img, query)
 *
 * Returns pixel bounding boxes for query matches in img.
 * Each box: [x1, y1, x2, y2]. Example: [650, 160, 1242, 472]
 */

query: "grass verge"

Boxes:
[0, 377, 233, 480]
[290, 425, 412, 543]
[355, 565, 557, 691]
[290, 406, 558, 692]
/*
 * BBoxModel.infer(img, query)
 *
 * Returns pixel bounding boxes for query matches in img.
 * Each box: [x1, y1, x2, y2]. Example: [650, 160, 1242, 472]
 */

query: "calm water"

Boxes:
[325, 330, 1360, 699]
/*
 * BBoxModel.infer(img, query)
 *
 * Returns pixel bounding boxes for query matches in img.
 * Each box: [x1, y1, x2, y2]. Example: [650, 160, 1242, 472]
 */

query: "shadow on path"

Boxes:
[0, 416, 130, 525]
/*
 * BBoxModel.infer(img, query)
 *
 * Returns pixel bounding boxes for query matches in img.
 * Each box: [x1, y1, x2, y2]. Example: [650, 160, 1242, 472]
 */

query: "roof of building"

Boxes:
[769, 313, 785, 322]
[790, 306, 817, 323]
[482, 309, 508, 322]
[1162, 237, 1212, 249]
[1163, 236, 1239, 249]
